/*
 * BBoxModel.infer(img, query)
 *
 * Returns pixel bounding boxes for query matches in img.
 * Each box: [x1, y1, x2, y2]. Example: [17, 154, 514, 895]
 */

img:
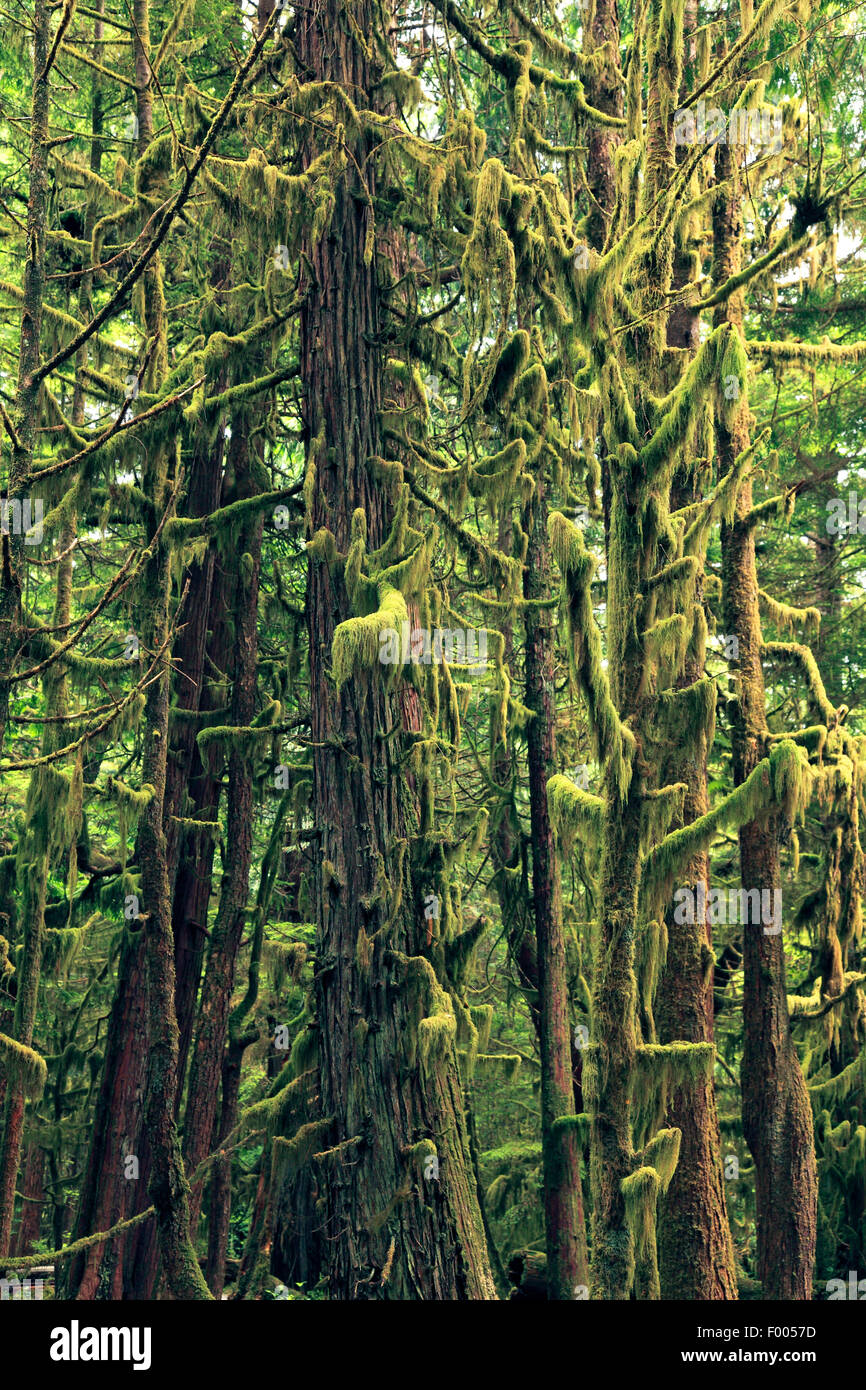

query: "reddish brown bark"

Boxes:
[297, 0, 494, 1299]
[13, 1144, 44, 1256]
[183, 421, 264, 1230]
[65, 930, 149, 1299]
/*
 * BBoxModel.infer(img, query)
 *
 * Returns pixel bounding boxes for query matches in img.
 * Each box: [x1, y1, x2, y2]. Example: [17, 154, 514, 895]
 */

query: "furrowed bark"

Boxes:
[298, 0, 495, 1300]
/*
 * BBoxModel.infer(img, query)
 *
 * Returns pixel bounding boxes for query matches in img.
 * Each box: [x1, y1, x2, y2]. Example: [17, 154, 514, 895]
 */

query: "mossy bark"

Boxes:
[524, 478, 589, 1298]
[0, 0, 54, 1259]
[715, 141, 817, 1300]
[656, 566, 737, 1299]
[132, 0, 211, 1300]
[0, 0, 49, 756]
[653, 3, 737, 1288]
[588, 476, 644, 1300]
[298, 0, 495, 1299]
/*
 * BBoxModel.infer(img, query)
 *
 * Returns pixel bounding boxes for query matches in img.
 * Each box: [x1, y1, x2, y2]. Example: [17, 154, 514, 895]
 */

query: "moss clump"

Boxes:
[548, 773, 605, 852]
[0, 1033, 47, 1100]
[548, 511, 636, 802]
[331, 584, 408, 691]
[271, 1117, 334, 1184]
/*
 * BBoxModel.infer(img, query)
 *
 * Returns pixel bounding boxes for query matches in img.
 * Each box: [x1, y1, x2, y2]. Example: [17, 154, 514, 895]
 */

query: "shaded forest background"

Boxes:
[0, 0, 865, 1301]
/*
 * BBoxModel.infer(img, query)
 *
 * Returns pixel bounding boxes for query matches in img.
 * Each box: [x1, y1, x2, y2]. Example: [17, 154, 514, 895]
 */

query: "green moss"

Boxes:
[271, 1117, 334, 1184]
[642, 739, 812, 915]
[639, 1126, 682, 1192]
[548, 773, 605, 852]
[332, 583, 408, 691]
[0, 1033, 47, 1100]
[548, 511, 636, 802]
[474, 1052, 522, 1080]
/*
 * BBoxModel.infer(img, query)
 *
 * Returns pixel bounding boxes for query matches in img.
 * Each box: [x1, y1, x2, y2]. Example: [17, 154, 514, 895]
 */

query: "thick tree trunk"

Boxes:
[298, 0, 495, 1300]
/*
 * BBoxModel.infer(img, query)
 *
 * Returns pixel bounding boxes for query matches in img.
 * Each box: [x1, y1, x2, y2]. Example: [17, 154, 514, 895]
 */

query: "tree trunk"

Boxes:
[656, 636, 737, 1297]
[298, 0, 495, 1300]
[132, 0, 211, 1300]
[183, 420, 264, 1231]
[715, 140, 817, 1300]
[13, 1143, 44, 1256]
[65, 930, 149, 1299]
[654, 0, 737, 1293]
[523, 477, 589, 1298]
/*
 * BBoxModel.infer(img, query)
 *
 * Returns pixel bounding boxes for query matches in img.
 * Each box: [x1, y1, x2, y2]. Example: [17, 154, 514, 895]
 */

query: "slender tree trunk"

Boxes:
[204, 1034, 246, 1298]
[183, 422, 264, 1231]
[656, 623, 737, 1298]
[164, 409, 228, 1086]
[62, 16, 151, 1297]
[584, 0, 623, 254]
[589, 498, 643, 1299]
[125, 319, 231, 1302]
[523, 478, 589, 1298]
